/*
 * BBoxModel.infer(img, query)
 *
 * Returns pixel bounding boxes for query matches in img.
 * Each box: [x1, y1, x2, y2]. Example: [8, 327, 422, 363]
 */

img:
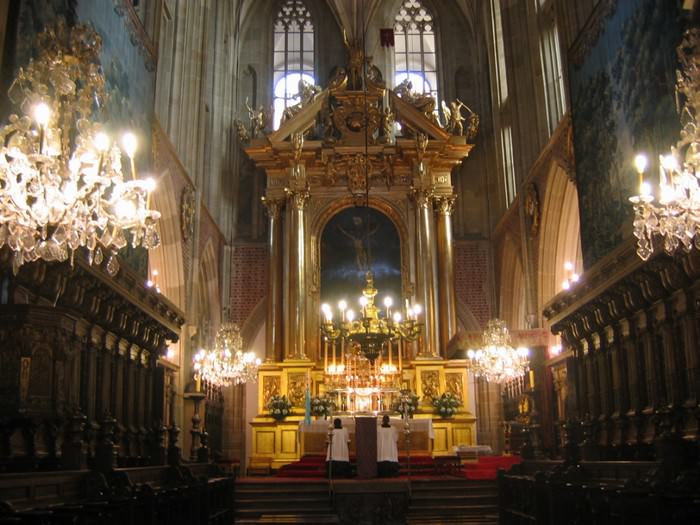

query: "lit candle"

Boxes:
[529, 370, 535, 389]
[398, 339, 403, 371]
[634, 153, 647, 193]
[388, 340, 393, 367]
[324, 336, 328, 372]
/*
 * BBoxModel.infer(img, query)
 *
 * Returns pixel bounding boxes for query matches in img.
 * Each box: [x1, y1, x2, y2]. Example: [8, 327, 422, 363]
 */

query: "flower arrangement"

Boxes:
[267, 395, 292, 421]
[392, 390, 420, 419]
[311, 395, 335, 418]
[431, 392, 461, 418]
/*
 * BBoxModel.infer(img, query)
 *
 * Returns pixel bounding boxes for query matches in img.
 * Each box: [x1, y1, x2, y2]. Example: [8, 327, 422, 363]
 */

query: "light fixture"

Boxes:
[561, 261, 580, 291]
[466, 319, 529, 383]
[321, 271, 422, 363]
[0, 22, 160, 275]
[629, 29, 699, 261]
[193, 322, 261, 388]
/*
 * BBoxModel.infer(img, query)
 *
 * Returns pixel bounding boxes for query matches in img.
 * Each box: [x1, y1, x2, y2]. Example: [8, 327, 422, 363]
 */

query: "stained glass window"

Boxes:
[393, 0, 438, 107]
[273, 0, 315, 129]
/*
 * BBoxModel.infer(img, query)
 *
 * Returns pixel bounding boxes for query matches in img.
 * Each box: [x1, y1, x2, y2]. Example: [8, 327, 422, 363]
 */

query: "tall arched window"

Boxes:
[394, 0, 438, 106]
[273, 0, 315, 129]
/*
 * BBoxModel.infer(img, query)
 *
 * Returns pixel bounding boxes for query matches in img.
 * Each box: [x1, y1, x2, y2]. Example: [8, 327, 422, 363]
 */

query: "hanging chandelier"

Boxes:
[0, 21, 160, 275]
[628, 29, 700, 261]
[466, 319, 529, 383]
[320, 273, 415, 413]
[193, 322, 261, 388]
[320, 271, 422, 363]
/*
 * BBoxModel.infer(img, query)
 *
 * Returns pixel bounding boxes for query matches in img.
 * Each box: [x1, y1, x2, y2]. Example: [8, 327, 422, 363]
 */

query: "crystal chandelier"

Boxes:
[193, 322, 261, 388]
[466, 319, 529, 383]
[0, 21, 160, 275]
[629, 29, 700, 261]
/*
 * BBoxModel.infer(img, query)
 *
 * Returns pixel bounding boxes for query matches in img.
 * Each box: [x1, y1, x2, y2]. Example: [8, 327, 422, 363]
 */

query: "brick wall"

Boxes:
[454, 240, 492, 327]
[229, 243, 268, 325]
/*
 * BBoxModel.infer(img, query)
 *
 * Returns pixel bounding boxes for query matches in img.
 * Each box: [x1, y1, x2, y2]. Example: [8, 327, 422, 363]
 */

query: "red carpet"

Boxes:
[460, 455, 521, 480]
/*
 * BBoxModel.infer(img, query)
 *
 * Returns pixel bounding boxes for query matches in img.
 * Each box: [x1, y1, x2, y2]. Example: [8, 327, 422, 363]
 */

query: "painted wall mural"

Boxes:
[320, 206, 401, 309]
[569, 0, 683, 268]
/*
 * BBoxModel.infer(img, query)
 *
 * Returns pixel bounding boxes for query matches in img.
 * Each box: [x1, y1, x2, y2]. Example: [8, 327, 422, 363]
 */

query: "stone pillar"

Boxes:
[435, 195, 457, 357]
[412, 188, 439, 358]
[263, 197, 285, 363]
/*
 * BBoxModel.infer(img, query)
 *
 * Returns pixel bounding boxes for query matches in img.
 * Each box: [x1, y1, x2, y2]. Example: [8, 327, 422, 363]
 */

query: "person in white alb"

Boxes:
[327, 418, 351, 477]
[377, 415, 399, 477]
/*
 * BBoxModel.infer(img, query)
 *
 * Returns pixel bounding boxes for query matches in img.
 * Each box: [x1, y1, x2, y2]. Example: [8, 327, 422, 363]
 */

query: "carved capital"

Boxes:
[285, 187, 310, 210]
[410, 187, 433, 209]
[261, 196, 285, 219]
[434, 194, 457, 215]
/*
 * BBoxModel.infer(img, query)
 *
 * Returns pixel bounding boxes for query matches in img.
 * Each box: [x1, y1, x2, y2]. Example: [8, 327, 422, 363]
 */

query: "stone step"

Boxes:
[409, 495, 498, 506]
[406, 505, 498, 516]
[406, 516, 498, 525]
[235, 507, 336, 519]
[235, 498, 334, 509]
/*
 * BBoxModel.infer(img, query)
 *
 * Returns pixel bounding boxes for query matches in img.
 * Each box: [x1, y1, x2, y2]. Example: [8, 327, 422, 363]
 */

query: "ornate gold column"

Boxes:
[285, 133, 308, 360]
[435, 194, 457, 358]
[412, 188, 439, 358]
[262, 196, 284, 362]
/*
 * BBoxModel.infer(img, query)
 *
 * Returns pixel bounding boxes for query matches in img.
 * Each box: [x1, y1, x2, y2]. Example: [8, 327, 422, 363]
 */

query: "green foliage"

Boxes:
[267, 395, 292, 421]
[431, 392, 461, 418]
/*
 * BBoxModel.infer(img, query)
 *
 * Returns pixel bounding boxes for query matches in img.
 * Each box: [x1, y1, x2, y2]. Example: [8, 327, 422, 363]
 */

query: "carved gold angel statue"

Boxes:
[245, 98, 267, 138]
[441, 99, 479, 139]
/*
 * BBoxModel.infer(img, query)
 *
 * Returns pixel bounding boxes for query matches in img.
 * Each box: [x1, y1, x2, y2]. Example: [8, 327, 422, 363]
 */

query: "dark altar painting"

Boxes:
[321, 207, 401, 309]
[569, 0, 683, 269]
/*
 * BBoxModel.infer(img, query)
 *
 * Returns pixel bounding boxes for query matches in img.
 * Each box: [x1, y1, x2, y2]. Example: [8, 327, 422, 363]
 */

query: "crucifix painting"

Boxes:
[320, 207, 401, 308]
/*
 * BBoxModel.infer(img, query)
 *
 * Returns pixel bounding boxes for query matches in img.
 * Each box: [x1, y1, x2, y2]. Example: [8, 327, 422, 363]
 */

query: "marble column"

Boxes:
[263, 197, 284, 363]
[435, 195, 457, 358]
[286, 187, 309, 360]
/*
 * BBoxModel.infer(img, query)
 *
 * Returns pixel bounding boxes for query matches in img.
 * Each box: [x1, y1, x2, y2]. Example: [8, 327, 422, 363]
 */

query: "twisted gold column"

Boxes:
[435, 194, 457, 358]
[262, 197, 284, 363]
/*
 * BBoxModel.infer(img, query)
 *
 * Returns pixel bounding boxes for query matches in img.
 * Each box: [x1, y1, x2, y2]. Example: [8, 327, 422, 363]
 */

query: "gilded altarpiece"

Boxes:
[243, 49, 477, 468]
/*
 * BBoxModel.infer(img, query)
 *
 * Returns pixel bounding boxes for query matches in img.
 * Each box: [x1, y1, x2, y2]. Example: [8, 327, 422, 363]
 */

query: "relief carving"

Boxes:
[287, 373, 306, 408]
[420, 370, 439, 403]
[445, 373, 464, 404]
[263, 376, 280, 408]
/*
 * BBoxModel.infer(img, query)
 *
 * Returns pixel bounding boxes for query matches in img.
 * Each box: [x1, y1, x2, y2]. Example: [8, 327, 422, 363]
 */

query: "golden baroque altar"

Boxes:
[241, 45, 478, 469]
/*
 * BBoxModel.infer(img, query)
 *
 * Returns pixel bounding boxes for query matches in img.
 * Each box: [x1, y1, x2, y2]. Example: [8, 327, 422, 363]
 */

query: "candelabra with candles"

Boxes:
[320, 271, 422, 413]
[0, 21, 160, 275]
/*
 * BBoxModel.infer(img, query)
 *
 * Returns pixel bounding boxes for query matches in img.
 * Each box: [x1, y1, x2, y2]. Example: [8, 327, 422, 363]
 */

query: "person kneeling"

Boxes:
[377, 415, 399, 477]
[327, 418, 351, 478]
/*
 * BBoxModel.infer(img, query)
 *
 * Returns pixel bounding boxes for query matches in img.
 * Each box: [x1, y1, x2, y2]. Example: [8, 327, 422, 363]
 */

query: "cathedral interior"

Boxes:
[1, 0, 700, 523]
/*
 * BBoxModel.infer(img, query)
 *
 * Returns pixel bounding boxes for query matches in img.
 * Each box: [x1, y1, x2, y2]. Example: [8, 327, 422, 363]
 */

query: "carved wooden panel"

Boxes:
[262, 376, 280, 408]
[420, 370, 439, 403]
[445, 372, 464, 405]
[287, 373, 306, 408]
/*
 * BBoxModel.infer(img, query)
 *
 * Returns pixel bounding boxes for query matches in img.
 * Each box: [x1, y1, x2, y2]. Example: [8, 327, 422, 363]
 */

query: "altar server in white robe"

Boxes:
[327, 418, 351, 477]
[377, 415, 399, 476]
